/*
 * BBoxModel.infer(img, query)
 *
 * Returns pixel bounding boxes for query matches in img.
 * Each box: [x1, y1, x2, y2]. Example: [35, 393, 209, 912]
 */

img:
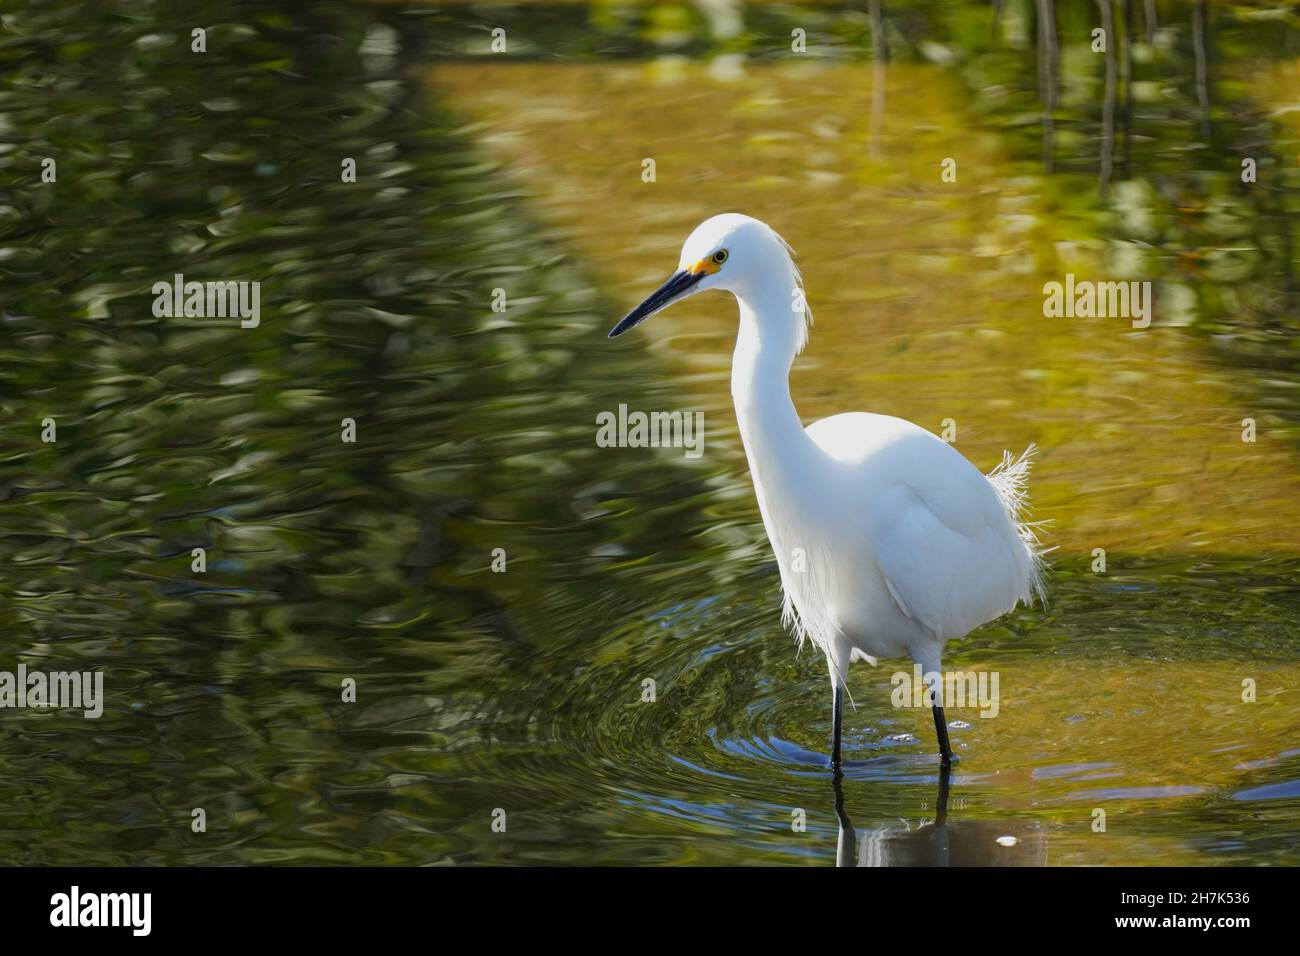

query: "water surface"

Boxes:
[1, 0, 1298, 865]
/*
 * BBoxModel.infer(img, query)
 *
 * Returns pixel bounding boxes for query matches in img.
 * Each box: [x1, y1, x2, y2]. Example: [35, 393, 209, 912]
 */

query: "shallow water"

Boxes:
[1, 1, 1298, 865]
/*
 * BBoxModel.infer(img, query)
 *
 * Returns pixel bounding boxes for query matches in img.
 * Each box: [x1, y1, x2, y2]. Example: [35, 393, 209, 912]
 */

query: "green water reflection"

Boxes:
[1, 1, 1298, 865]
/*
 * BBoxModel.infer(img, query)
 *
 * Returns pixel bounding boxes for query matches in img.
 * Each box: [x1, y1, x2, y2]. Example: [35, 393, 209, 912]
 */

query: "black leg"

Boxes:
[931, 695, 954, 767]
[831, 680, 844, 775]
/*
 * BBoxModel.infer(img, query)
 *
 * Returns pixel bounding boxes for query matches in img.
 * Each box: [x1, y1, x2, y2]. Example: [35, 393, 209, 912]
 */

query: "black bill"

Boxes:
[607, 269, 705, 338]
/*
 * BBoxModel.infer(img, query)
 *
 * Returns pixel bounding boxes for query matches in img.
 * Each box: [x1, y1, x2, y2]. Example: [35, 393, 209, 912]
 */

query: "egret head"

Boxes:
[607, 213, 807, 340]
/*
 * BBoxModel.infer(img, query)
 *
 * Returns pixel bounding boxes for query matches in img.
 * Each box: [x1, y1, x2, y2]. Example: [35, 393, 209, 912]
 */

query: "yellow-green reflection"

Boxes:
[431, 59, 1300, 556]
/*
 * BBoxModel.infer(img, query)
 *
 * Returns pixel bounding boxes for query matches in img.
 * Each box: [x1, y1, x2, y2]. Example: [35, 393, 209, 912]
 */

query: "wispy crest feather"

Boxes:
[768, 225, 813, 355]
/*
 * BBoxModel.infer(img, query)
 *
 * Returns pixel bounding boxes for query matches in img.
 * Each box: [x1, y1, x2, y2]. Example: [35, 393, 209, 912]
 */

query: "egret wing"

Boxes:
[872, 481, 1022, 641]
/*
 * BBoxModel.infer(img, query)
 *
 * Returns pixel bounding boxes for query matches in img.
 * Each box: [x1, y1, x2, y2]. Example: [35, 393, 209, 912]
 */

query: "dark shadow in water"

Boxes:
[1192, 0, 1212, 142]
[1035, 0, 1059, 172]
[1097, 0, 1116, 198]
[833, 765, 1049, 866]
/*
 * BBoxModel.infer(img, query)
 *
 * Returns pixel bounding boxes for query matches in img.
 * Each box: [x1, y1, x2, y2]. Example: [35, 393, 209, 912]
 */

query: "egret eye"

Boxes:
[712, 249, 729, 265]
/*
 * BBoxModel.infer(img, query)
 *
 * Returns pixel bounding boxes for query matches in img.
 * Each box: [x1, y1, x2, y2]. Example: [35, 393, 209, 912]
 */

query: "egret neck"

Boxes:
[730, 263, 818, 505]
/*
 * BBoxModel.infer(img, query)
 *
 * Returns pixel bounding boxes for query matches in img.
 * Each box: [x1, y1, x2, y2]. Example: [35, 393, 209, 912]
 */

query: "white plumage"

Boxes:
[610, 213, 1046, 768]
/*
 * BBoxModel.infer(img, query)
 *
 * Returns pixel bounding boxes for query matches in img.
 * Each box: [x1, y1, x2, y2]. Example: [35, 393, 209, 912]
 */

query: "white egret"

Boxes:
[609, 213, 1045, 770]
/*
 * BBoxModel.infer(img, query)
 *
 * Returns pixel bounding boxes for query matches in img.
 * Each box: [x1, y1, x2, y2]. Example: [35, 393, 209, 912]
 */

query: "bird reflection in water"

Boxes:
[832, 766, 1048, 866]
